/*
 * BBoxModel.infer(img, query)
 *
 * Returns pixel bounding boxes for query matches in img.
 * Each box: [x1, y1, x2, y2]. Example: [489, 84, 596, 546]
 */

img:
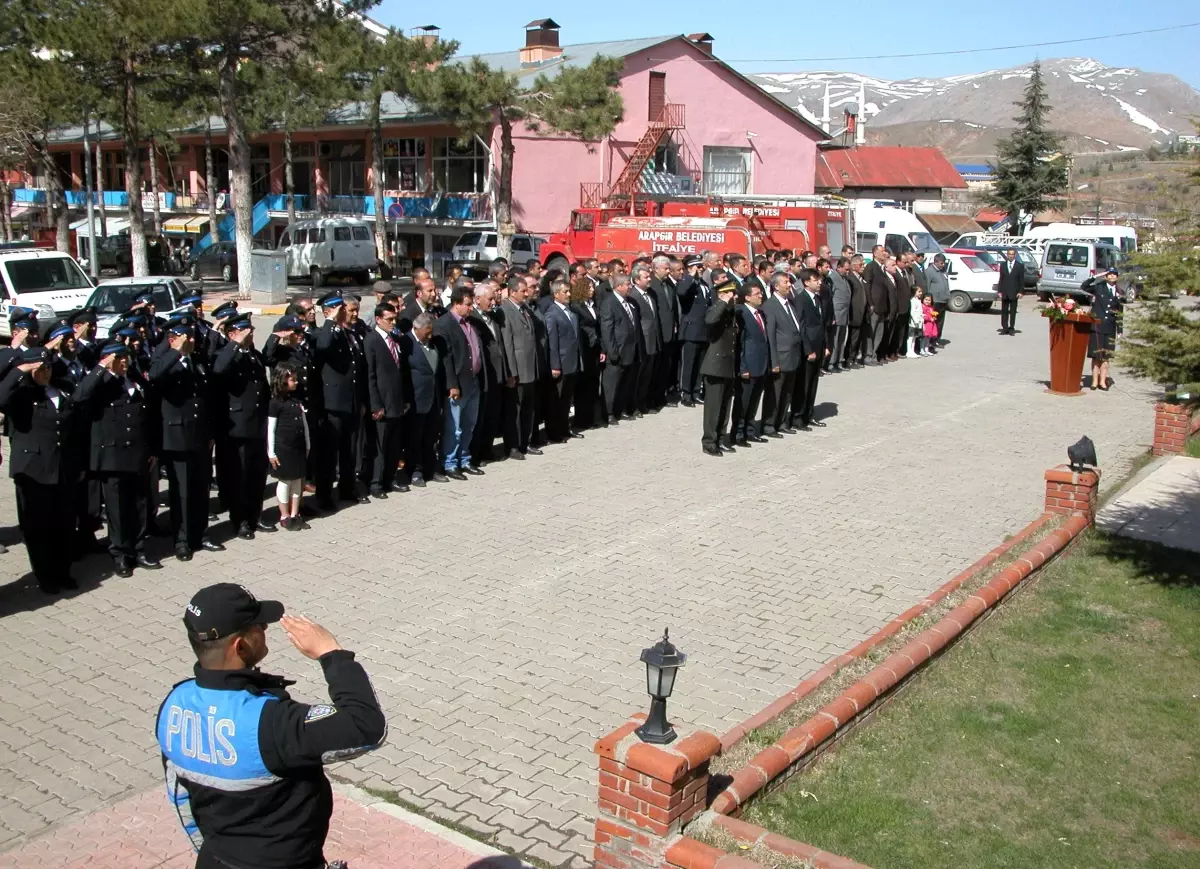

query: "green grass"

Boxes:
[742, 532, 1200, 869]
[1186, 436, 1200, 458]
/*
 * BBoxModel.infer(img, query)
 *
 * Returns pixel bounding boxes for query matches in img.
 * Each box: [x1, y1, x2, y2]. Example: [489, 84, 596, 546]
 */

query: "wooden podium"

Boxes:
[1047, 311, 1098, 396]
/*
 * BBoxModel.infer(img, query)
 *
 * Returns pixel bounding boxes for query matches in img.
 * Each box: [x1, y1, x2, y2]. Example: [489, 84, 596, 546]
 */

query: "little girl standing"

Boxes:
[908, 286, 925, 357]
[921, 293, 939, 356]
[267, 362, 311, 530]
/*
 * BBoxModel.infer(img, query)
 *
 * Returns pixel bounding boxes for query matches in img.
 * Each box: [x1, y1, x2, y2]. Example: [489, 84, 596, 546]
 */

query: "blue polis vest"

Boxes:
[156, 678, 280, 848]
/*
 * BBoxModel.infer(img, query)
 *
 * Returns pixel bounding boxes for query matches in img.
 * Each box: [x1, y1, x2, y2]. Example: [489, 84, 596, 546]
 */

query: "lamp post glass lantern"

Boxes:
[636, 629, 686, 744]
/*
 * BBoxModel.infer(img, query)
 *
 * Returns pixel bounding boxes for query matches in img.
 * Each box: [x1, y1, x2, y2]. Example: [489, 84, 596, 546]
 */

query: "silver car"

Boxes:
[451, 231, 543, 264]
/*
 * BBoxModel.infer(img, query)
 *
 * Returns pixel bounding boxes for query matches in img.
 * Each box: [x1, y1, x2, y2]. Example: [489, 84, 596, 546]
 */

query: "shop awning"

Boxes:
[917, 212, 984, 236]
[163, 216, 193, 234]
[71, 217, 130, 238]
[186, 216, 210, 233]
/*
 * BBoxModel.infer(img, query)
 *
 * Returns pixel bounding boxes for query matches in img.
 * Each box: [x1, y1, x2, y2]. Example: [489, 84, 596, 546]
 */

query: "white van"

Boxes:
[1025, 223, 1137, 257]
[0, 247, 96, 338]
[853, 203, 943, 259]
[278, 218, 377, 287]
[451, 231, 543, 264]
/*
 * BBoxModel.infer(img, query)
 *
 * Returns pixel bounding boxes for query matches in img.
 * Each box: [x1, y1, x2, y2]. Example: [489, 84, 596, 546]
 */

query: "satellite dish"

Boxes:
[846, 101, 860, 116]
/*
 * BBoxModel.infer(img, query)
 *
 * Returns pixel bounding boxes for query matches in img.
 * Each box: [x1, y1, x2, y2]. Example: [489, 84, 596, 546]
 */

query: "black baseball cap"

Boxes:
[184, 583, 284, 641]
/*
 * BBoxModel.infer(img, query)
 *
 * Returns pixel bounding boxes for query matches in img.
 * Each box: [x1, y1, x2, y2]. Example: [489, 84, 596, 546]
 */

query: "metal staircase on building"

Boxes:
[195, 198, 272, 251]
[582, 104, 686, 206]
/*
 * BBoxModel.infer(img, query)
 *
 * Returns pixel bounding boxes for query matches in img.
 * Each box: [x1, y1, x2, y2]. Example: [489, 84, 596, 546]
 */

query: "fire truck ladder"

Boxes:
[608, 104, 686, 198]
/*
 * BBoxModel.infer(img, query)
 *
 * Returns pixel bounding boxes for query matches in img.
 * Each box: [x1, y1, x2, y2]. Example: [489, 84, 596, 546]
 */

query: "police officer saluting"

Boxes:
[0, 347, 81, 593]
[74, 340, 160, 577]
[700, 274, 740, 457]
[157, 584, 386, 869]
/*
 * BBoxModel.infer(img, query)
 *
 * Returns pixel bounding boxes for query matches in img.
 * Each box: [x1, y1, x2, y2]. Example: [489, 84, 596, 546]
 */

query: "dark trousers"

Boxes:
[797, 358, 821, 425]
[934, 302, 948, 342]
[369, 417, 404, 492]
[1000, 296, 1018, 332]
[194, 848, 325, 869]
[769, 370, 796, 431]
[162, 450, 210, 551]
[574, 364, 602, 429]
[635, 351, 658, 411]
[603, 362, 636, 419]
[222, 437, 267, 530]
[213, 438, 235, 514]
[823, 325, 837, 370]
[679, 341, 707, 401]
[147, 456, 161, 527]
[871, 312, 888, 361]
[100, 472, 147, 561]
[701, 376, 734, 449]
[14, 474, 75, 586]
[547, 373, 577, 441]
[75, 476, 102, 539]
[316, 411, 358, 501]
[890, 314, 907, 356]
[832, 325, 849, 368]
[732, 375, 765, 442]
[503, 382, 539, 452]
[472, 386, 502, 462]
[657, 340, 680, 402]
[403, 408, 440, 479]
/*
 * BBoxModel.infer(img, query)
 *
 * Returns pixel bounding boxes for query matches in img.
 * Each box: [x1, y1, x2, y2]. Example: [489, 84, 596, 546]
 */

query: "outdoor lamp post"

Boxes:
[635, 629, 687, 744]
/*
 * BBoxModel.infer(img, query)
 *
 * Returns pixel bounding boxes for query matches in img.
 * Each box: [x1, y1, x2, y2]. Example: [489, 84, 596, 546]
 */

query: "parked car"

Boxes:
[0, 248, 95, 338]
[279, 218, 377, 287]
[86, 276, 192, 336]
[451, 231, 544, 264]
[941, 252, 1000, 313]
[1037, 241, 1121, 302]
[189, 240, 239, 282]
[95, 234, 170, 276]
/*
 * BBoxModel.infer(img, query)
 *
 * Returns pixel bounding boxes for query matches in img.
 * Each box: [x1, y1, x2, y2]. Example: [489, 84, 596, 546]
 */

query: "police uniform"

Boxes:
[212, 313, 273, 538]
[312, 293, 365, 508]
[699, 283, 740, 455]
[156, 584, 386, 869]
[0, 348, 82, 593]
[74, 342, 160, 576]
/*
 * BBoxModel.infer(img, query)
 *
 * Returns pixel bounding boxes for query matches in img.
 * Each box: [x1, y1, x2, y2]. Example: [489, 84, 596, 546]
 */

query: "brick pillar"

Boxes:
[594, 714, 721, 869]
[1044, 465, 1101, 523]
[1152, 402, 1191, 456]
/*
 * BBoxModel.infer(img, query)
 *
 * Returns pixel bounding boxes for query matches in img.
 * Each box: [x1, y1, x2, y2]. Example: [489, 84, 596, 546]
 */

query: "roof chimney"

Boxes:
[521, 18, 563, 66]
[687, 33, 714, 56]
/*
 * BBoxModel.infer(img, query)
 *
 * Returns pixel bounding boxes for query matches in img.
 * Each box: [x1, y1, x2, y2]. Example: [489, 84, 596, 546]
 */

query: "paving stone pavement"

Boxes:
[1096, 455, 1200, 553]
[0, 298, 1159, 866]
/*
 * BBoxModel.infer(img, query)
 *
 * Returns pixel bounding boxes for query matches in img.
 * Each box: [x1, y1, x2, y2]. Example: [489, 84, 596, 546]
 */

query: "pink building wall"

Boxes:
[505, 38, 825, 236]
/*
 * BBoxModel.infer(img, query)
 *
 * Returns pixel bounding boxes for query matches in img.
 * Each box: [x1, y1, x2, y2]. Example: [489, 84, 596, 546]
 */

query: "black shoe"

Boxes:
[797, 424, 812, 432]
[136, 554, 163, 571]
[256, 521, 278, 534]
[370, 490, 389, 500]
[681, 399, 696, 408]
[354, 494, 370, 504]
[780, 426, 797, 435]
[175, 549, 193, 562]
[526, 447, 543, 456]
[703, 446, 722, 457]
[766, 432, 784, 439]
[748, 435, 768, 443]
[446, 469, 467, 481]
[633, 411, 645, 419]
[392, 483, 411, 493]
[114, 559, 134, 578]
[735, 439, 751, 448]
[719, 444, 736, 453]
[1090, 383, 1098, 391]
[810, 420, 828, 428]
[200, 540, 226, 552]
[431, 472, 449, 483]
[508, 448, 527, 460]
[237, 525, 255, 540]
[410, 475, 427, 487]
[463, 466, 485, 476]
[606, 416, 621, 425]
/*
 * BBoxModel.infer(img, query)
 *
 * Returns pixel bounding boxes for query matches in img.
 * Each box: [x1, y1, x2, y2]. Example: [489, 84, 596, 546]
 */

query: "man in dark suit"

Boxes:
[629, 264, 661, 414]
[863, 246, 892, 364]
[313, 292, 368, 510]
[570, 280, 604, 430]
[0, 347, 83, 592]
[763, 272, 801, 436]
[599, 274, 641, 424]
[499, 276, 542, 458]
[364, 302, 411, 497]
[543, 277, 581, 443]
[847, 256, 870, 366]
[399, 313, 445, 486]
[148, 316, 225, 562]
[398, 279, 441, 333]
[651, 255, 680, 407]
[700, 278, 740, 456]
[998, 248, 1024, 335]
[433, 285, 483, 479]
[889, 255, 911, 359]
[733, 282, 770, 446]
[470, 284, 507, 463]
[211, 313, 273, 540]
[675, 254, 709, 406]
[794, 269, 830, 430]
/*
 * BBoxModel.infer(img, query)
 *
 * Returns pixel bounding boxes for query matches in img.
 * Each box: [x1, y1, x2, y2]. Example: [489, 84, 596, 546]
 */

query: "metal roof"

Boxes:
[817, 147, 967, 191]
[917, 212, 983, 234]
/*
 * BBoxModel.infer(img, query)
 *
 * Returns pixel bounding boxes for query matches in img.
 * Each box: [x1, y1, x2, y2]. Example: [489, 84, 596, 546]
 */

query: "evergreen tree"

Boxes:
[0, 84, 38, 242]
[986, 61, 1069, 235]
[412, 55, 623, 261]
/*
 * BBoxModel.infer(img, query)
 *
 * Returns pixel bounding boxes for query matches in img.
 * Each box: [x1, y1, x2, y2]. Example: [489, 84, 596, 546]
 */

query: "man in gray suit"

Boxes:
[828, 257, 853, 373]
[499, 275, 542, 458]
[629, 264, 661, 415]
[544, 277, 581, 442]
[925, 253, 951, 349]
[599, 274, 641, 423]
[763, 272, 801, 436]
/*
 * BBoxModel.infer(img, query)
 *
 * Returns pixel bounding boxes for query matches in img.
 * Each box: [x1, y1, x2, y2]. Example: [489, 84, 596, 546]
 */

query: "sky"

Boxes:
[371, 0, 1200, 88]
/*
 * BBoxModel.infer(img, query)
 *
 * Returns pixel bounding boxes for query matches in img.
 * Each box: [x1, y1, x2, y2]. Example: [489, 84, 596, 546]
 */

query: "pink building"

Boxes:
[485, 21, 827, 236]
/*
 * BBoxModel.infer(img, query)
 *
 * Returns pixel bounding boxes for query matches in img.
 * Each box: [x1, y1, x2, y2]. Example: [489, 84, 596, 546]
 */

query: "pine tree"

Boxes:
[412, 55, 624, 261]
[986, 61, 1069, 235]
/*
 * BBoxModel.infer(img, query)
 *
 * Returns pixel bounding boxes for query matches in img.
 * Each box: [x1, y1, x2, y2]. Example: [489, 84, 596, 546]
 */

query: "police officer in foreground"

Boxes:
[157, 584, 387, 869]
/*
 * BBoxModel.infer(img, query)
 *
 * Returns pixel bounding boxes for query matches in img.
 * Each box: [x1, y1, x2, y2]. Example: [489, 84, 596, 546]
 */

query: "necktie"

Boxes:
[754, 310, 765, 334]
[387, 335, 400, 366]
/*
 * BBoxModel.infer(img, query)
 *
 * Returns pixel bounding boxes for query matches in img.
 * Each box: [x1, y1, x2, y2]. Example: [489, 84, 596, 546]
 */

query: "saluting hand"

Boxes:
[281, 614, 342, 660]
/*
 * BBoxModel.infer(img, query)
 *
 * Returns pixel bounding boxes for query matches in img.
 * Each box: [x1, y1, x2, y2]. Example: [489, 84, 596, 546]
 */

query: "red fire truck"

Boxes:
[538, 196, 850, 272]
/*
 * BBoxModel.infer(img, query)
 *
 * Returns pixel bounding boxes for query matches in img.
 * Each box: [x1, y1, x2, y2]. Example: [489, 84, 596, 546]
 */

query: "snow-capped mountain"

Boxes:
[750, 58, 1200, 155]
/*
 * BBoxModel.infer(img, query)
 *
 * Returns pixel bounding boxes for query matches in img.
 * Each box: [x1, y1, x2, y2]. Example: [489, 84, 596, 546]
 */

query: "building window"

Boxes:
[103, 150, 125, 192]
[383, 138, 426, 192]
[250, 144, 271, 201]
[324, 141, 365, 196]
[703, 146, 751, 195]
[433, 137, 487, 194]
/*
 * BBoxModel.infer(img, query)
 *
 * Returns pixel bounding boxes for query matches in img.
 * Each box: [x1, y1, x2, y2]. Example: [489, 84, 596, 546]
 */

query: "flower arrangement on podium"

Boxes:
[1040, 295, 1077, 322]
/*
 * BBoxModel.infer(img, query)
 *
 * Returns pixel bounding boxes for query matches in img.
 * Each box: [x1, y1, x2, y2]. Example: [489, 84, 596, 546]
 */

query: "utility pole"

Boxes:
[81, 107, 99, 280]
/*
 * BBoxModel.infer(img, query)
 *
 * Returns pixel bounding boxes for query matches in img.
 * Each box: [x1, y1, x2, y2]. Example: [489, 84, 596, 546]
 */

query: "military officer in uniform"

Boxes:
[74, 341, 161, 577]
[700, 277, 740, 456]
[71, 308, 101, 370]
[157, 584, 386, 869]
[212, 312, 274, 539]
[0, 347, 81, 593]
[149, 315, 225, 562]
[313, 292, 367, 509]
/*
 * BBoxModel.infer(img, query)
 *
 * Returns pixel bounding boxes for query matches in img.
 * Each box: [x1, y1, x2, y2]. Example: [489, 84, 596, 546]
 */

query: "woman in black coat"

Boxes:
[1085, 268, 1123, 391]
